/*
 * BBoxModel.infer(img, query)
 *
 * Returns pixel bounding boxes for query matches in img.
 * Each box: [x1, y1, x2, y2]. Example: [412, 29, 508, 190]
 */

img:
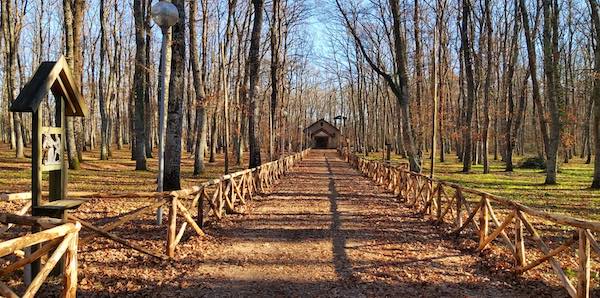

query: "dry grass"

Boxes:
[0, 142, 248, 195]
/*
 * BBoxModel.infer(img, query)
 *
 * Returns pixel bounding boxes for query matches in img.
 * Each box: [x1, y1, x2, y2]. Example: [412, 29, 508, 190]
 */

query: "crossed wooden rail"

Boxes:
[0, 214, 80, 297]
[166, 149, 310, 257]
[2, 150, 309, 260]
[340, 149, 599, 298]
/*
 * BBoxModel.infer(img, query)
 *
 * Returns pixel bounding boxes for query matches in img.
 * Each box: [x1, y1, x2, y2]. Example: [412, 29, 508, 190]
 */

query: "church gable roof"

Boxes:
[304, 119, 340, 134]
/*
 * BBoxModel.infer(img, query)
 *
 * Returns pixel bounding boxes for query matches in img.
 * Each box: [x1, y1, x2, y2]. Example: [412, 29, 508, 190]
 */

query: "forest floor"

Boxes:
[360, 151, 600, 221]
[0, 142, 247, 195]
[1, 149, 586, 297]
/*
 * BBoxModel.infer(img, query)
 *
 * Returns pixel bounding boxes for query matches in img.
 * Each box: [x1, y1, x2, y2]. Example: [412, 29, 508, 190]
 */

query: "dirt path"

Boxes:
[160, 150, 560, 297]
[67, 150, 565, 297]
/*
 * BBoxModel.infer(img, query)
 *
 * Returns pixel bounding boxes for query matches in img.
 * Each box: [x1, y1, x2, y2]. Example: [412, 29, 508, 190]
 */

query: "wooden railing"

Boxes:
[166, 149, 310, 257]
[340, 150, 599, 298]
[0, 214, 80, 297]
[2, 150, 310, 260]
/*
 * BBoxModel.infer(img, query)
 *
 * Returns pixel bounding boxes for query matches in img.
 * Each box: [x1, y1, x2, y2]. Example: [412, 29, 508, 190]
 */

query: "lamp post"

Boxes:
[152, 1, 178, 225]
[282, 110, 288, 154]
[298, 125, 303, 151]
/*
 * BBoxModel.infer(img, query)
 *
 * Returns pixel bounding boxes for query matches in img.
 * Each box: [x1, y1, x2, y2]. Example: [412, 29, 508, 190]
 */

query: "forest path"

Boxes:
[181, 150, 553, 297]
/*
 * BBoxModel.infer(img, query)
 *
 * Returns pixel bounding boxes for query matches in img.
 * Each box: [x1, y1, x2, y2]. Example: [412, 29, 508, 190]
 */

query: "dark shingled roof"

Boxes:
[303, 118, 340, 133]
[10, 56, 88, 117]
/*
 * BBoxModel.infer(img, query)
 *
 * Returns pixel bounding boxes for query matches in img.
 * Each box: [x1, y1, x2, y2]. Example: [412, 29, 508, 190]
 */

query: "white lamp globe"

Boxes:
[151, 1, 179, 28]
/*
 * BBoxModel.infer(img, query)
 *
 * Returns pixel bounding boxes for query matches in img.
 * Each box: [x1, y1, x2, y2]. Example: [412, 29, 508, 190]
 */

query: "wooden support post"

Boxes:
[30, 110, 42, 280]
[436, 184, 443, 220]
[479, 196, 489, 250]
[197, 190, 205, 229]
[455, 189, 463, 228]
[167, 197, 177, 257]
[577, 229, 590, 298]
[62, 229, 78, 298]
[515, 213, 526, 267]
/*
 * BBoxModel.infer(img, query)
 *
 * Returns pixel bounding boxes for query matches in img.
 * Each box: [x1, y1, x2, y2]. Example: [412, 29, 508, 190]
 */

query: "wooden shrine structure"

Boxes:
[10, 55, 88, 279]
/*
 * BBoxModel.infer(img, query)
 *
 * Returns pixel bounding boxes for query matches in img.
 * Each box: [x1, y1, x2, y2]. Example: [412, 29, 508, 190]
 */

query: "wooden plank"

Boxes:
[450, 198, 480, 235]
[484, 199, 517, 254]
[0, 201, 32, 233]
[22, 232, 74, 298]
[515, 215, 526, 267]
[41, 126, 63, 135]
[67, 215, 166, 260]
[518, 212, 577, 297]
[37, 199, 85, 210]
[176, 200, 205, 237]
[479, 196, 489, 250]
[0, 213, 66, 228]
[0, 223, 77, 258]
[479, 210, 515, 251]
[173, 222, 188, 248]
[98, 200, 166, 234]
[167, 198, 177, 258]
[577, 229, 590, 298]
[583, 229, 600, 256]
[516, 236, 576, 274]
[0, 192, 33, 201]
[455, 188, 463, 228]
[62, 231, 78, 298]
[0, 237, 62, 276]
[41, 163, 62, 172]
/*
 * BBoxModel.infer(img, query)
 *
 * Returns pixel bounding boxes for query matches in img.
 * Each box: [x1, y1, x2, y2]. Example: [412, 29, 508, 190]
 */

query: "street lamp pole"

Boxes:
[152, 1, 179, 225]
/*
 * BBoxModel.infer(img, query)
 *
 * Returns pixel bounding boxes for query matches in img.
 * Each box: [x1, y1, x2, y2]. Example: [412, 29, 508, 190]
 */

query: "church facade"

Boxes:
[304, 119, 340, 149]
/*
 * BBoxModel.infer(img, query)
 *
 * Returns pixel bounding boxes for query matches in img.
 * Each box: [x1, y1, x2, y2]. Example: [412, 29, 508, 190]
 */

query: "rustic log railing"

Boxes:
[0, 214, 80, 297]
[340, 149, 599, 298]
[166, 149, 310, 257]
[2, 150, 310, 259]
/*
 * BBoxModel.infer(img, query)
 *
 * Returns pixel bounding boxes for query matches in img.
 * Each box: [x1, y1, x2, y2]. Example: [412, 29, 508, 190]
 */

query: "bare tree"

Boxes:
[589, 0, 600, 188]
[335, 0, 422, 172]
[247, 0, 265, 168]
[133, 0, 148, 170]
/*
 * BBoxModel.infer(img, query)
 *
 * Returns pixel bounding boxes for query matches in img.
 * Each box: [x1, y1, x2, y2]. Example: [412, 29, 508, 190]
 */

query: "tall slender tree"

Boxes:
[247, 0, 265, 168]
[133, 0, 148, 170]
[164, 0, 186, 190]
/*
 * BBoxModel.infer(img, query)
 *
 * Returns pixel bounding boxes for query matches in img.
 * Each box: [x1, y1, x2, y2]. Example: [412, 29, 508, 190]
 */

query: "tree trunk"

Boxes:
[98, 0, 109, 160]
[247, 0, 264, 168]
[164, 0, 186, 190]
[461, 0, 476, 173]
[589, 0, 600, 188]
[133, 0, 147, 170]
[191, 0, 209, 176]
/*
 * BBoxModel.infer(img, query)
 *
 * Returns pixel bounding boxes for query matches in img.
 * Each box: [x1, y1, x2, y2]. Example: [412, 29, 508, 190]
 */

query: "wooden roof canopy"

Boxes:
[10, 56, 88, 117]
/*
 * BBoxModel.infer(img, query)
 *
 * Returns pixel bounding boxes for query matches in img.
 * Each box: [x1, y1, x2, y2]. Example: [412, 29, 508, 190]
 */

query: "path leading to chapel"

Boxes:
[174, 150, 554, 297]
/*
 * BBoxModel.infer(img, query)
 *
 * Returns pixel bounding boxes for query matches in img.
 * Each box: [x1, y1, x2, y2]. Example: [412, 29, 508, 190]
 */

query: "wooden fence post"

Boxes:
[515, 213, 526, 267]
[197, 190, 204, 229]
[577, 229, 590, 298]
[455, 188, 463, 228]
[167, 197, 177, 258]
[62, 228, 78, 298]
[436, 184, 443, 220]
[479, 196, 489, 251]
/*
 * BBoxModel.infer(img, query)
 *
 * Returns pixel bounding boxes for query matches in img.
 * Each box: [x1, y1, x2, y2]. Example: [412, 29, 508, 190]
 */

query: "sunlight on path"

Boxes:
[186, 150, 561, 297]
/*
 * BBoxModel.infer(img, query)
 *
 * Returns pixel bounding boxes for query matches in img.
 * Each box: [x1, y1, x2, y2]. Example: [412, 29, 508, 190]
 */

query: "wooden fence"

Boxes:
[0, 214, 80, 297]
[2, 149, 310, 260]
[340, 149, 599, 298]
[166, 149, 310, 257]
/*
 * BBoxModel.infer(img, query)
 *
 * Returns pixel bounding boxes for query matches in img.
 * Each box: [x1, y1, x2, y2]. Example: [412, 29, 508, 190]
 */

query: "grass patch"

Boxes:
[359, 151, 600, 221]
